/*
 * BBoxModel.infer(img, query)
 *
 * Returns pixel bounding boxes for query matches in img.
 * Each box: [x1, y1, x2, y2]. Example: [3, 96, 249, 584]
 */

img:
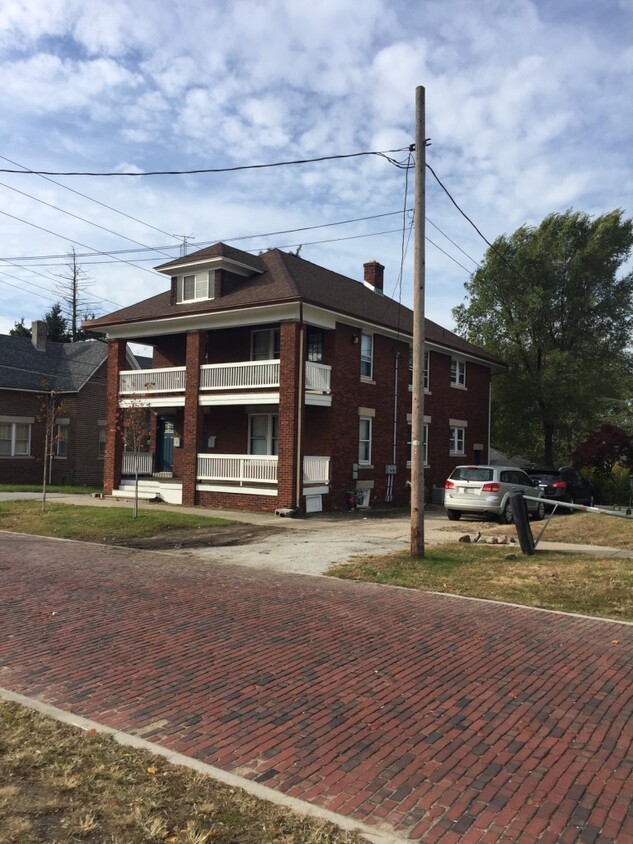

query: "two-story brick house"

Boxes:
[85, 243, 504, 512]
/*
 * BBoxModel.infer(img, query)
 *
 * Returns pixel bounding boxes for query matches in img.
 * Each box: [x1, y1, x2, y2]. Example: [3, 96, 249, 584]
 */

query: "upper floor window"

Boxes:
[306, 328, 324, 363]
[360, 333, 373, 380]
[251, 328, 280, 361]
[177, 270, 215, 303]
[450, 425, 465, 455]
[0, 418, 32, 457]
[451, 358, 466, 388]
[409, 349, 429, 390]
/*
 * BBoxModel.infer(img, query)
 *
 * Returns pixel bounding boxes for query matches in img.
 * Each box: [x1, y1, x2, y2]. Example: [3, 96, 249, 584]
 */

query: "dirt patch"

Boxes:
[105, 523, 281, 550]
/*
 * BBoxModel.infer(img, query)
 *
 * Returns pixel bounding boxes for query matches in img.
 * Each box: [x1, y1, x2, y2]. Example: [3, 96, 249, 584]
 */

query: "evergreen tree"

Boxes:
[44, 303, 71, 343]
[9, 318, 31, 338]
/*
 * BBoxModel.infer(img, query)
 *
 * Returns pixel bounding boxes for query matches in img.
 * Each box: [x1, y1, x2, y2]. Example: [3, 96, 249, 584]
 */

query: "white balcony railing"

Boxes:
[120, 361, 331, 396]
[119, 367, 186, 394]
[305, 362, 331, 393]
[122, 451, 153, 475]
[200, 360, 280, 390]
[303, 455, 330, 484]
[197, 454, 278, 485]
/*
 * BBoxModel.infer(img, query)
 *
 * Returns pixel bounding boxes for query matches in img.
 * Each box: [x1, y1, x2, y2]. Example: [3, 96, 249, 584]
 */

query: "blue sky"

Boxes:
[0, 0, 631, 339]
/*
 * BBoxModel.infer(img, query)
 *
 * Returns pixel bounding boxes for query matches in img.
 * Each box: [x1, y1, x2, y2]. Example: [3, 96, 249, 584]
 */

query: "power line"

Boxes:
[0, 147, 412, 177]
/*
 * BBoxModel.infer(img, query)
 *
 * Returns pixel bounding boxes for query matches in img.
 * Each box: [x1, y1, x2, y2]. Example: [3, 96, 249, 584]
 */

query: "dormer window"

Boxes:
[177, 271, 215, 303]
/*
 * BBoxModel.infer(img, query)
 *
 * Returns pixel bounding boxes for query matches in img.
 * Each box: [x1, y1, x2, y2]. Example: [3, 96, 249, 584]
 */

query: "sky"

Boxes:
[0, 0, 631, 344]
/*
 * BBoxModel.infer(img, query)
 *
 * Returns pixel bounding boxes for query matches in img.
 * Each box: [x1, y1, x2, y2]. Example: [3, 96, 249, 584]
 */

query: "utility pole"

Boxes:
[410, 85, 426, 558]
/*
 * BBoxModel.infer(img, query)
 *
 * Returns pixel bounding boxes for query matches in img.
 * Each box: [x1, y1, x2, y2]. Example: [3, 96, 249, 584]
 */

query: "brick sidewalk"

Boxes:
[1, 532, 632, 843]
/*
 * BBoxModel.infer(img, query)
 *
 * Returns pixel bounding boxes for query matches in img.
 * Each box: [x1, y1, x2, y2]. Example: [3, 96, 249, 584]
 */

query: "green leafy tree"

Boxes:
[453, 209, 633, 464]
[9, 317, 31, 338]
[44, 302, 71, 343]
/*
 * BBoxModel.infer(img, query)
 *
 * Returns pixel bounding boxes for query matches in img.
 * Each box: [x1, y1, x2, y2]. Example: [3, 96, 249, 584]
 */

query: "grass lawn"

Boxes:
[328, 545, 633, 621]
[0, 484, 102, 495]
[0, 501, 231, 542]
[0, 701, 362, 844]
[528, 510, 633, 549]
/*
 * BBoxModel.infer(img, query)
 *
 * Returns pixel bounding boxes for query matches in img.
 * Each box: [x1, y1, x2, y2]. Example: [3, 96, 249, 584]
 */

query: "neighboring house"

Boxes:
[0, 323, 137, 487]
[84, 243, 504, 512]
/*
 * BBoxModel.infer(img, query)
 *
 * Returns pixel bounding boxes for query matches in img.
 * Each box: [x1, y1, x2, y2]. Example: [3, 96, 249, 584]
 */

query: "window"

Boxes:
[360, 333, 373, 379]
[408, 349, 429, 390]
[0, 419, 32, 457]
[407, 422, 428, 465]
[306, 328, 324, 363]
[177, 270, 215, 303]
[251, 328, 280, 361]
[248, 414, 279, 455]
[98, 424, 106, 458]
[450, 425, 465, 455]
[54, 422, 69, 458]
[451, 358, 466, 388]
[358, 416, 372, 464]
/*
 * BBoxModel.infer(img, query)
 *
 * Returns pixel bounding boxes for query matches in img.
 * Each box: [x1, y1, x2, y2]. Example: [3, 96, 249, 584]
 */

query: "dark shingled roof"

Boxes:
[86, 244, 504, 367]
[0, 335, 108, 392]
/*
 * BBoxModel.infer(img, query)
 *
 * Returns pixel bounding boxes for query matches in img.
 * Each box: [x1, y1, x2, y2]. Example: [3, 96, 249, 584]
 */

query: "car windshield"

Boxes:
[450, 467, 494, 482]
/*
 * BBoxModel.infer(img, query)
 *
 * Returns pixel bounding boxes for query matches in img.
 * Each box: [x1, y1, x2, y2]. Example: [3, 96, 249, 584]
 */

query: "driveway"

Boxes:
[1, 533, 631, 843]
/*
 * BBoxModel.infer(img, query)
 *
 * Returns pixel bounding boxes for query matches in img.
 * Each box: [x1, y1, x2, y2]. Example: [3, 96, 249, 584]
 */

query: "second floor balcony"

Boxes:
[119, 359, 332, 407]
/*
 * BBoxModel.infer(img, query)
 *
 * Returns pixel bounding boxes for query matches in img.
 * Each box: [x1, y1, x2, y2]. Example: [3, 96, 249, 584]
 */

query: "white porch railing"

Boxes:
[122, 451, 153, 475]
[305, 362, 331, 393]
[120, 360, 331, 396]
[303, 455, 330, 484]
[197, 454, 278, 484]
[119, 367, 186, 394]
[200, 360, 280, 390]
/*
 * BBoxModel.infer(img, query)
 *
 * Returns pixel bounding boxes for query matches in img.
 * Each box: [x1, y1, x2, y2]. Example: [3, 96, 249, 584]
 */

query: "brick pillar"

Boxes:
[182, 330, 205, 505]
[103, 340, 126, 495]
[278, 321, 302, 508]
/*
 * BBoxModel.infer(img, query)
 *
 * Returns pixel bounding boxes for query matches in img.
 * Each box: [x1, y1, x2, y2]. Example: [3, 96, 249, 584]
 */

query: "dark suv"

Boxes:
[524, 467, 594, 508]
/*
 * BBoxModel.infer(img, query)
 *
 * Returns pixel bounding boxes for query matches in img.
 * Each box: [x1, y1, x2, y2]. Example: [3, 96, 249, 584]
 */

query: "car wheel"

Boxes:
[567, 496, 575, 514]
[532, 502, 545, 521]
[498, 501, 514, 524]
[447, 510, 461, 521]
[588, 495, 595, 507]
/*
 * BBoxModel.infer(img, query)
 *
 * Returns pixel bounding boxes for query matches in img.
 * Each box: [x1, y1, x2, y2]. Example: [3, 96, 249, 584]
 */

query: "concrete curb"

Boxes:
[0, 687, 410, 844]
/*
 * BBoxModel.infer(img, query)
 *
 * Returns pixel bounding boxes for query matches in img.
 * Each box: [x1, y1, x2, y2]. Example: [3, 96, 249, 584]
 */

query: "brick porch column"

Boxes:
[182, 330, 205, 505]
[278, 321, 303, 508]
[103, 339, 126, 495]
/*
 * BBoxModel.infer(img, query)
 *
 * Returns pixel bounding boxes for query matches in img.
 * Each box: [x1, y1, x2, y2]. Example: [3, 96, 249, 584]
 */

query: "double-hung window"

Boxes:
[251, 328, 280, 361]
[409, 349, 430, 390]
[177, 270, 215, 303]
[407, 420, 429, 465]
[358, 416, 372, 464]
[449, 425, 465, 455]
[55, 421, 69, 458]
[98, 423, 106, 458]
[451, 358, 466, 388]
[248, 414, 279, 456]
[360, 333, 373, 380]
[0, 418, 32, 457]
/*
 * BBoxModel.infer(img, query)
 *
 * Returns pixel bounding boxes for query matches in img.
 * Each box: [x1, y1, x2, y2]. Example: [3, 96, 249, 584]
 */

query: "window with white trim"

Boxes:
[98, 424, 106, 458]
[450, 358, 466, 387]
[251, 328, 280, 361]
[449, 425, 465, 455]
[248, 414, 279, 455]
[407, 423, 429, 465]
[358, 416, 372, 464]
[409, 349, 429, 390]
[0, 420, 32, 457]
[176, 270, 215, 303]
[360, 333, 373, 379]
[54, 422, 69, 458]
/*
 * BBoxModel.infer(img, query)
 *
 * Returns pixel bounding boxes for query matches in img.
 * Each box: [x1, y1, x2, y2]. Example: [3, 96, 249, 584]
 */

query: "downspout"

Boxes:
[295, 304, 305, 509]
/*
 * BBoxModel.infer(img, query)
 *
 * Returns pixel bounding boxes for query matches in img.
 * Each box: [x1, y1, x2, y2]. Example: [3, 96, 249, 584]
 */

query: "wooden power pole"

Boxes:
[410, 85, 426, 558]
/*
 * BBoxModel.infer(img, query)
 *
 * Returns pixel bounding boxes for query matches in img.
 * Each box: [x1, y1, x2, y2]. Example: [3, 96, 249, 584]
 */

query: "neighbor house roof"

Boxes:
[85, 244, 504, 368]
[0, 335, 108, 393]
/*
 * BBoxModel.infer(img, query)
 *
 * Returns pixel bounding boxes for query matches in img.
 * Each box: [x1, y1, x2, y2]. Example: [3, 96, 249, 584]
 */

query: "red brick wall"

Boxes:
[277, 321, 301, 508]
[153, 336, 187, 368]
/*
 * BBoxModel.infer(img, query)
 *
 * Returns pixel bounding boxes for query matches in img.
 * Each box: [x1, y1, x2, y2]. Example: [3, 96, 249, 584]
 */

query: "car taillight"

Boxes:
[444, 480, 455, 489]
[482, 482, 501, 492]
[551, 481, 567, 489]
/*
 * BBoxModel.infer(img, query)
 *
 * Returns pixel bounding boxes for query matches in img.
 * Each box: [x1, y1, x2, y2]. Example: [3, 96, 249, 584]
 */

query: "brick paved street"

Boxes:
[1, 532, 632, 842]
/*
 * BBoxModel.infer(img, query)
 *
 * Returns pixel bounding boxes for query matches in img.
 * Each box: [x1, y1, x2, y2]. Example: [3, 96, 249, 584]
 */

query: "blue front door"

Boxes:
[156, 416, 175, 473]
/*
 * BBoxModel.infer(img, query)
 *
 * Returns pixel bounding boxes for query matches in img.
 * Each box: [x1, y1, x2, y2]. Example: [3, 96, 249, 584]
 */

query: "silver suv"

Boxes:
[444, 465, 545, 523]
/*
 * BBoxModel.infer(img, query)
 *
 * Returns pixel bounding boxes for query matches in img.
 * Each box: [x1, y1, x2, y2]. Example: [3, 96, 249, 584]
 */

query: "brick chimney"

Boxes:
[363, 260, 384, 294]
[31, 320, 46, 351]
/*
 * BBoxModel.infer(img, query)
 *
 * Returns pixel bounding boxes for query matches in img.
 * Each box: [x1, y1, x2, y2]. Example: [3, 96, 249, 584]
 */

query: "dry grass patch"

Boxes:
[0, 701, 364, 844]
[328, 545, 633, 620]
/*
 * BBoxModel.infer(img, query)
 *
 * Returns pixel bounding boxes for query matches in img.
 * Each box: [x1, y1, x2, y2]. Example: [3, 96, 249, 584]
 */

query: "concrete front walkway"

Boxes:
[1, 532, 632, 843]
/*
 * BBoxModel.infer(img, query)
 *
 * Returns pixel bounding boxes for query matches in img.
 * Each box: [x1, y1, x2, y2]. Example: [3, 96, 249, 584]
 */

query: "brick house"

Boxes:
[84, 243, 504, 512]
[0, 323, 137, 487]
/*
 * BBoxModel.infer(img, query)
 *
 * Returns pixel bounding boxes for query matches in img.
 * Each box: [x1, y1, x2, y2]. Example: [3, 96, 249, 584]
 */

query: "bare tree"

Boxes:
[118, 396, 152, 519]
[38, 385, 67, 513]
[55, 247, 101, 342]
